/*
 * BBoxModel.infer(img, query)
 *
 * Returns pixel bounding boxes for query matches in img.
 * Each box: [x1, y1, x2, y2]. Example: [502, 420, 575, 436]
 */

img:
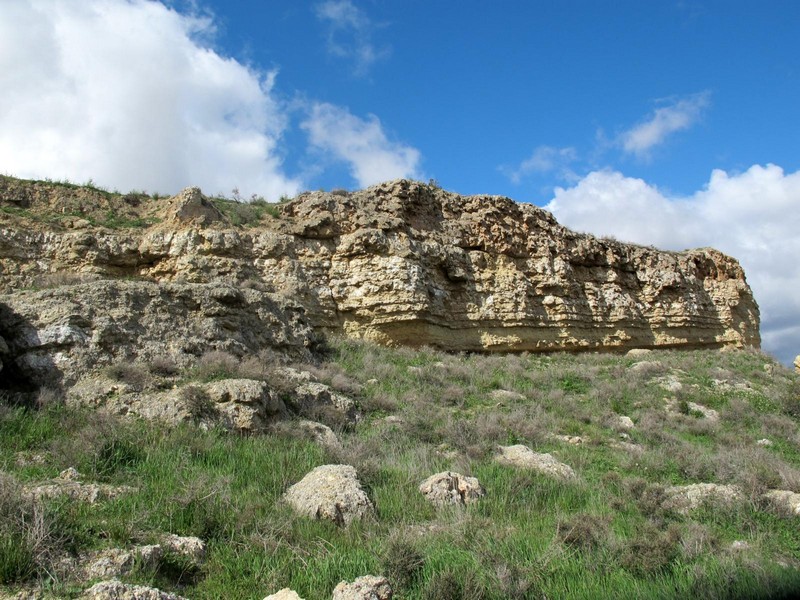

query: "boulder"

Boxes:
[494, 445, 576, 481]
[419, 471, 485, 507]
[332, 575, 392, 600]
[794, 355, 800, 373]
[283, 465, 374, 527]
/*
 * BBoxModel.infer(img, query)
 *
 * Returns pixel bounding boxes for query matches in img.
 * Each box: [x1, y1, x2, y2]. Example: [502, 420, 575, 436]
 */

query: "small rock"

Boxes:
[82, 579, 188, 600]
[552, 434, 584, 445]
[658, 375, 683, 393]
[263, 590, 305, 600]
[419, 471, 485, 507]
[295, 420, 342, 450]
[382, 415, 404, 426]
[161, 534, 206, 563]
[59, 467, 82, 481]
[488, 389, 525, 403]
[629, 360, 663, 374]
[283, 465, 374, 527]
[730, 540, 750, 551]
[756, 438, 774, 448]
[763, 489, 800, 516]
[494, 445, 576, 481]
[332, 575, 392, 600]
[617, 415, 635, 430]
[626, 348, 652, 357]
[663, 483, 743, 514]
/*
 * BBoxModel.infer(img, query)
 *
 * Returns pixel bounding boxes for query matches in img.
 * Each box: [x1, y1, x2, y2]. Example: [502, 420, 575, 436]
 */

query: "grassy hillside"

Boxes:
[1, 340, 799, 599]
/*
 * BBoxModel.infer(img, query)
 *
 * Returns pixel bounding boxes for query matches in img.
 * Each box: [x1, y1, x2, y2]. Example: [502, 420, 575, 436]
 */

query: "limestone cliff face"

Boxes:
[0, 177, 760, 356]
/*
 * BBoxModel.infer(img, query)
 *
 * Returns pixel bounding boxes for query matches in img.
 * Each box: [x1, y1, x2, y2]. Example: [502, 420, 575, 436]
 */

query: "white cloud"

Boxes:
[301, 102, 421, 187]
[545, 164, 800, 365]
[501, 146, 577, 184]
[314, 0, 388, 75]
[620, 92, 710, 158]
[0, 0, 301, 200]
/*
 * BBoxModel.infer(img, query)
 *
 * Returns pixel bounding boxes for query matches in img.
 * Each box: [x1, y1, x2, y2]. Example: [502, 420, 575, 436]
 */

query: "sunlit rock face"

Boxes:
[0, 177, 760, 355]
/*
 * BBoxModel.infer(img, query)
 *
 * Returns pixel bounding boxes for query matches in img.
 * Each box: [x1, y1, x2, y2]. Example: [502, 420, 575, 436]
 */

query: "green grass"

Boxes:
[1, 344, 799, 598]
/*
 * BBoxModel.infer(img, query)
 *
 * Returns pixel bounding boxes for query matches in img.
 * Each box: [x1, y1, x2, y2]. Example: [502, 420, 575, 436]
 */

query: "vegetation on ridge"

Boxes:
[1, 341, 799, 598]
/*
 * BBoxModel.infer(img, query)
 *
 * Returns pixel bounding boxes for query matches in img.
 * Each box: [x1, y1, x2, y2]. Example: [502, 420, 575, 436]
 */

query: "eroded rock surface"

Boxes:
[0, 177, 760, 357]
[0, 280, 316, 388]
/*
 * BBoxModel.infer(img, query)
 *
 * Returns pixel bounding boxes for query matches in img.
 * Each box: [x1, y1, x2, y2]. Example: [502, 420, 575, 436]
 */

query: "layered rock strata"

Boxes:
[0, 177, 760, 359]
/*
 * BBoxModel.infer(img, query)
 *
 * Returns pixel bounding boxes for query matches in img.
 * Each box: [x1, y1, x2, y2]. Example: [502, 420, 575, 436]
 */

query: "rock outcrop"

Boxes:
[0, 177, 760, 361]
[0, 279, 316, 388]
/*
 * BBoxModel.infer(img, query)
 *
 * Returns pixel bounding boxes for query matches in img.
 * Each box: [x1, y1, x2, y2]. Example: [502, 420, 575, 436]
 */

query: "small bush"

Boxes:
[558, 514, 610, 551]
[382, 538, 424, 591]
[148, 355, 180, 377]
[0, 474, 62, 584]
[33, 387, 62, 410]
[180, 386, 217, 422]
[620, 524, 682, 576]
[105, 362, 151, 391]
[194, 351, 240, 382]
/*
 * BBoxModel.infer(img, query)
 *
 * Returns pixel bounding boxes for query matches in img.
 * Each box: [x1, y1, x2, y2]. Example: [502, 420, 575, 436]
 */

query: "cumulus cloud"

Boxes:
[314, 0, 388, 75]
[545, 164, 800, 364]
[301, 102, 421, 187]
[500, 146, 577, 184]
[0, 0, 301, 199]
[620, 92, 710, 159]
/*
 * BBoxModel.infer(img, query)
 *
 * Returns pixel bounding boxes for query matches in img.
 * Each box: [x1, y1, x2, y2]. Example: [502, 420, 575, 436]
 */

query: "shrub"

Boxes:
[382, 538, 424, 591]
[105, 362, 151, 391]
[148, 355, 180, 377]
[194, 351, 240, 382]
[0, 473, 63, 584]
[180, 385, 217, 422]
[558, 514, 610, 552]
[620, 524, 682, 576]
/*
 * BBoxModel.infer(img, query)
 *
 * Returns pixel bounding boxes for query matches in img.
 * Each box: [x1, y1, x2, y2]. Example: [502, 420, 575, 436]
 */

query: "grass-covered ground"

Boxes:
[2, 340, 800, 599]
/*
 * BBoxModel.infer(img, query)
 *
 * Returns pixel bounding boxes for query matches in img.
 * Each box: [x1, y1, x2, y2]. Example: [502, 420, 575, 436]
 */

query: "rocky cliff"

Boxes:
[0, 175, 760, 384]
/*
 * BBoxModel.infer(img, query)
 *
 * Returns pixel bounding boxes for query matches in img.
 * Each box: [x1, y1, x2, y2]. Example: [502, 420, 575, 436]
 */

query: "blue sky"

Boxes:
[1, 0, 798, 364]
[201, 0, 800, 200]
